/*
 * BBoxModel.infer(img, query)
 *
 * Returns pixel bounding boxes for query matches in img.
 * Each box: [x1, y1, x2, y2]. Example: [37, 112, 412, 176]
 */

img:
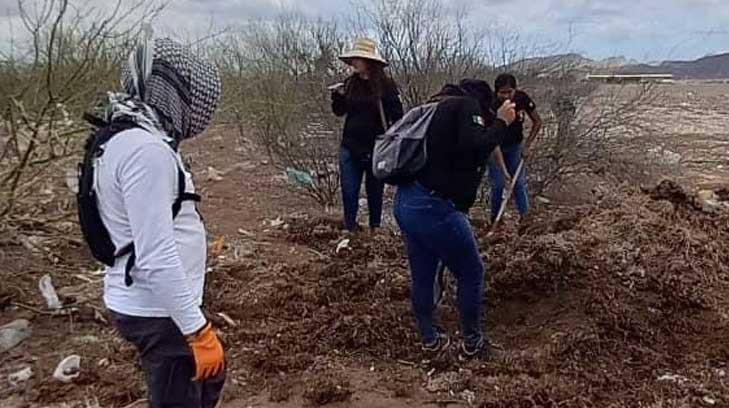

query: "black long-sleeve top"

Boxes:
[331, 74, 404, 159]
[418, 92, 507, 212]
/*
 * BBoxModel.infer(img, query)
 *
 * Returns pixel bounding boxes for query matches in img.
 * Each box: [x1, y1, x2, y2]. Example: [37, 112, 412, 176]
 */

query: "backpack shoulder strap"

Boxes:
[377, 99, 388, 131]
[172, 166, 201, 218]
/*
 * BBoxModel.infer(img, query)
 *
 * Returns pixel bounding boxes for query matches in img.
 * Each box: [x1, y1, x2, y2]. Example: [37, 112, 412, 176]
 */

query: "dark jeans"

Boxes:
[110, 311, 226, 408]
[339, 146, 385, 231]
[488, 143, 529, 220]
[393, 182, 484, 349]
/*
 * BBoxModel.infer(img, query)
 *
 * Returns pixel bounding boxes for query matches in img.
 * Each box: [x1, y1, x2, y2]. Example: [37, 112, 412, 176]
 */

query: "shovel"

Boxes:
[434, 159, 526, 307]
[490, 158, 524, 230]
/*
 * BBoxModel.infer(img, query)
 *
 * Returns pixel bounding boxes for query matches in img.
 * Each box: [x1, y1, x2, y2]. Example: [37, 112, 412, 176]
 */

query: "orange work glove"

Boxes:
[186, 322, 225, 381]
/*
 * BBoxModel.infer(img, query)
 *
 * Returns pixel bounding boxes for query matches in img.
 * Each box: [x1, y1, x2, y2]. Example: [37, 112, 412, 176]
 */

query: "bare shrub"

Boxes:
[0, 0, 163, 219]
[525, 78, 668, 196]
[351, 0, 493, 106]
[226, 15, 345, 208]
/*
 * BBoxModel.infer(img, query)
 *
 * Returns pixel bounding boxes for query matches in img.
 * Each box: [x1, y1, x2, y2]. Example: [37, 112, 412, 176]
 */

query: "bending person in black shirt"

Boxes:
[331, 38, 404, 232]
[394, 79, 516, 360]
[488, 73, 543, 221]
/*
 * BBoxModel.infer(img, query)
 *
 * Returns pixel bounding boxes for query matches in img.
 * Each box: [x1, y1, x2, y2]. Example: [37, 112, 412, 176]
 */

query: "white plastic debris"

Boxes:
[461, 390, 476, 405]
[657, 373, 688, 383]
[335, 239, 351, 254]
[703, 396, 716, 405]
[269, 217, 285, 228]
[39, 274, 62, 310]
[0, 319, 32, 353]
[216, 312, 238, 327]
[536, 196, 552, 204]
[8, 367, 33, 386]
[207, 166, 224, 182]
[53, 355, 81, 383]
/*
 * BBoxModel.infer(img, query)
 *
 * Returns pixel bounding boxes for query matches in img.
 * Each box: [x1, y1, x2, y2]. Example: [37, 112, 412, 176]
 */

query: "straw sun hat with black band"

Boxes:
[339, 38, 388, 66]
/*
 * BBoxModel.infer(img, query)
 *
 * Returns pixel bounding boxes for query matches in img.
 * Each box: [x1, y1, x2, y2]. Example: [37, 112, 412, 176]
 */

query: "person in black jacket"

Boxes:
[394, 79, 516, 360]
[331, 38, 404, 232]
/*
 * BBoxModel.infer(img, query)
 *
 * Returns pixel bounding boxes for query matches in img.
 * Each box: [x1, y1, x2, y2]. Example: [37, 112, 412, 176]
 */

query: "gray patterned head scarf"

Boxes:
[104, 37, 221, 141]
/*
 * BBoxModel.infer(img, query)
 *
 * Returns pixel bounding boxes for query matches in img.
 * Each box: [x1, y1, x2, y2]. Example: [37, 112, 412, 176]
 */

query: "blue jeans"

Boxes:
[488, 143, 529, 220]
[339, 146, 384, 231]
[394, 182, 484, 349]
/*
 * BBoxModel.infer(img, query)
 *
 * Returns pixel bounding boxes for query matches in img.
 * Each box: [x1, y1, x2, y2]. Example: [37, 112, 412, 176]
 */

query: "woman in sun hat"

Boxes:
[331, 38, 403, 232]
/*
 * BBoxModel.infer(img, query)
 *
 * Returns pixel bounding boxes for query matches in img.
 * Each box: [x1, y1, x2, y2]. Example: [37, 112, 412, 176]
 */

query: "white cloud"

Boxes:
[1, 0, 727, 61]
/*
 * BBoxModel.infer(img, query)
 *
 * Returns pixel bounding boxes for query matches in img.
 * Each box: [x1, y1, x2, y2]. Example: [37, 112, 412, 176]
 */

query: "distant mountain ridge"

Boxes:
[618, 53, 729, 79]
[511, 52, 729, 79]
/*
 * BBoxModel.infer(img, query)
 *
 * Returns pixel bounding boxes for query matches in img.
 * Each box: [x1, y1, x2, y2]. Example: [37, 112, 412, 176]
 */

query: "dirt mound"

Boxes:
[6, 178, 727, 407]
[212, 182, 729, 405]
[477, 181, 729, 404]
[302, 373, 352, 406]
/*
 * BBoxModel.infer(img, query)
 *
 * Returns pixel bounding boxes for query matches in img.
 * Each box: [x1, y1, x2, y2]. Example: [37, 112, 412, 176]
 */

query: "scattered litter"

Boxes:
[269, 217, 285, 228]
[0, 319, 32, 353]
[237, 229, 255, 237]
[217, 312, 238, 327]
[8, 367, 33, 386]
[286, 168, 315, 189]
[657, 373, 688, 383]
[209, 236, 226, 258]
[53, 355, 81, 383]
[536, 196, 552, 204]
[461, 390, 476, 405]
[703, 396, 716, 406]
[335, 239, 351, 254]
[73, 335, 101, 344]
[207, 166, 224, 181]
[39, 274, 62, 310]
[97, 358, 110, 368]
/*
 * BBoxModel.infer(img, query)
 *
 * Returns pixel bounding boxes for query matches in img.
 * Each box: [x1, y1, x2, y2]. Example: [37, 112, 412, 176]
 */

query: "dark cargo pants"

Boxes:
[110, 311, 226, 408]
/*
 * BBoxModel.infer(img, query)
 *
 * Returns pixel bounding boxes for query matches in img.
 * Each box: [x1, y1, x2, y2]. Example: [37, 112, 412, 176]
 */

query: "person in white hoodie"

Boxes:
[93, 37, 224, 408]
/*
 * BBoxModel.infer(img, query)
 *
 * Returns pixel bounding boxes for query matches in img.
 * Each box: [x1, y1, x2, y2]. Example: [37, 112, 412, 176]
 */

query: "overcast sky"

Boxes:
[1, 0, 728, 62]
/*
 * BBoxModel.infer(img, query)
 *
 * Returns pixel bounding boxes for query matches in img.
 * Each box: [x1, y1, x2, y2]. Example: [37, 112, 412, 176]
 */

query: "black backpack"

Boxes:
[77, 114, 201, 286]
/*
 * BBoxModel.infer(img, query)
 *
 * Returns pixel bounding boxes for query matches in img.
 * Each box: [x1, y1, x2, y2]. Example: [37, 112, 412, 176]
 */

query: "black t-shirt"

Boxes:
[495, 90, 536, 146]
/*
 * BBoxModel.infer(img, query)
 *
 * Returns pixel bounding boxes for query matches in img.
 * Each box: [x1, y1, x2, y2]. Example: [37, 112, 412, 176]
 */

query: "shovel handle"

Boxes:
[491, 159, 524, 228]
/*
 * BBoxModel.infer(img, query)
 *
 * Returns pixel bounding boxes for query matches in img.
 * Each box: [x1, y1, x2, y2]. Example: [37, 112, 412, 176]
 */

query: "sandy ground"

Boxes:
[1, 82, 729, 407]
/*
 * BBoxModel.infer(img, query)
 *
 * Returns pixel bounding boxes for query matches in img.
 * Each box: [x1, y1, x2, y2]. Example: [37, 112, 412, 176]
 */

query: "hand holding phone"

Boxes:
[328, 82, 345, 95]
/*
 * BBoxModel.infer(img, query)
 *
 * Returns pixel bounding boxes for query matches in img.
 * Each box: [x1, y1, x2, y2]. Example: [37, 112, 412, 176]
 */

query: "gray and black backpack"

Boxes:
[372, 102, 439, 185]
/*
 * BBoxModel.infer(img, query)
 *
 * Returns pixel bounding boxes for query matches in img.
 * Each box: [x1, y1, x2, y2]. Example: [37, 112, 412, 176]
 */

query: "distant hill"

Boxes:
[510, 52, 729, 80]
[509, 53, 637, 77]
[618, 53, 729, 79]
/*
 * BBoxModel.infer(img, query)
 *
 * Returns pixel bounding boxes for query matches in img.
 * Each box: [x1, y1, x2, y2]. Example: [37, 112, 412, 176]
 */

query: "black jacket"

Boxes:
[332, 75, 404, 159]
[418, 84, 506, 212]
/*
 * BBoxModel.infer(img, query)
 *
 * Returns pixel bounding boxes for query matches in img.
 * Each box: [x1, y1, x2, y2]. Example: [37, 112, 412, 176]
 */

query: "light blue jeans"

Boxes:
[488, 143, 529, 220]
